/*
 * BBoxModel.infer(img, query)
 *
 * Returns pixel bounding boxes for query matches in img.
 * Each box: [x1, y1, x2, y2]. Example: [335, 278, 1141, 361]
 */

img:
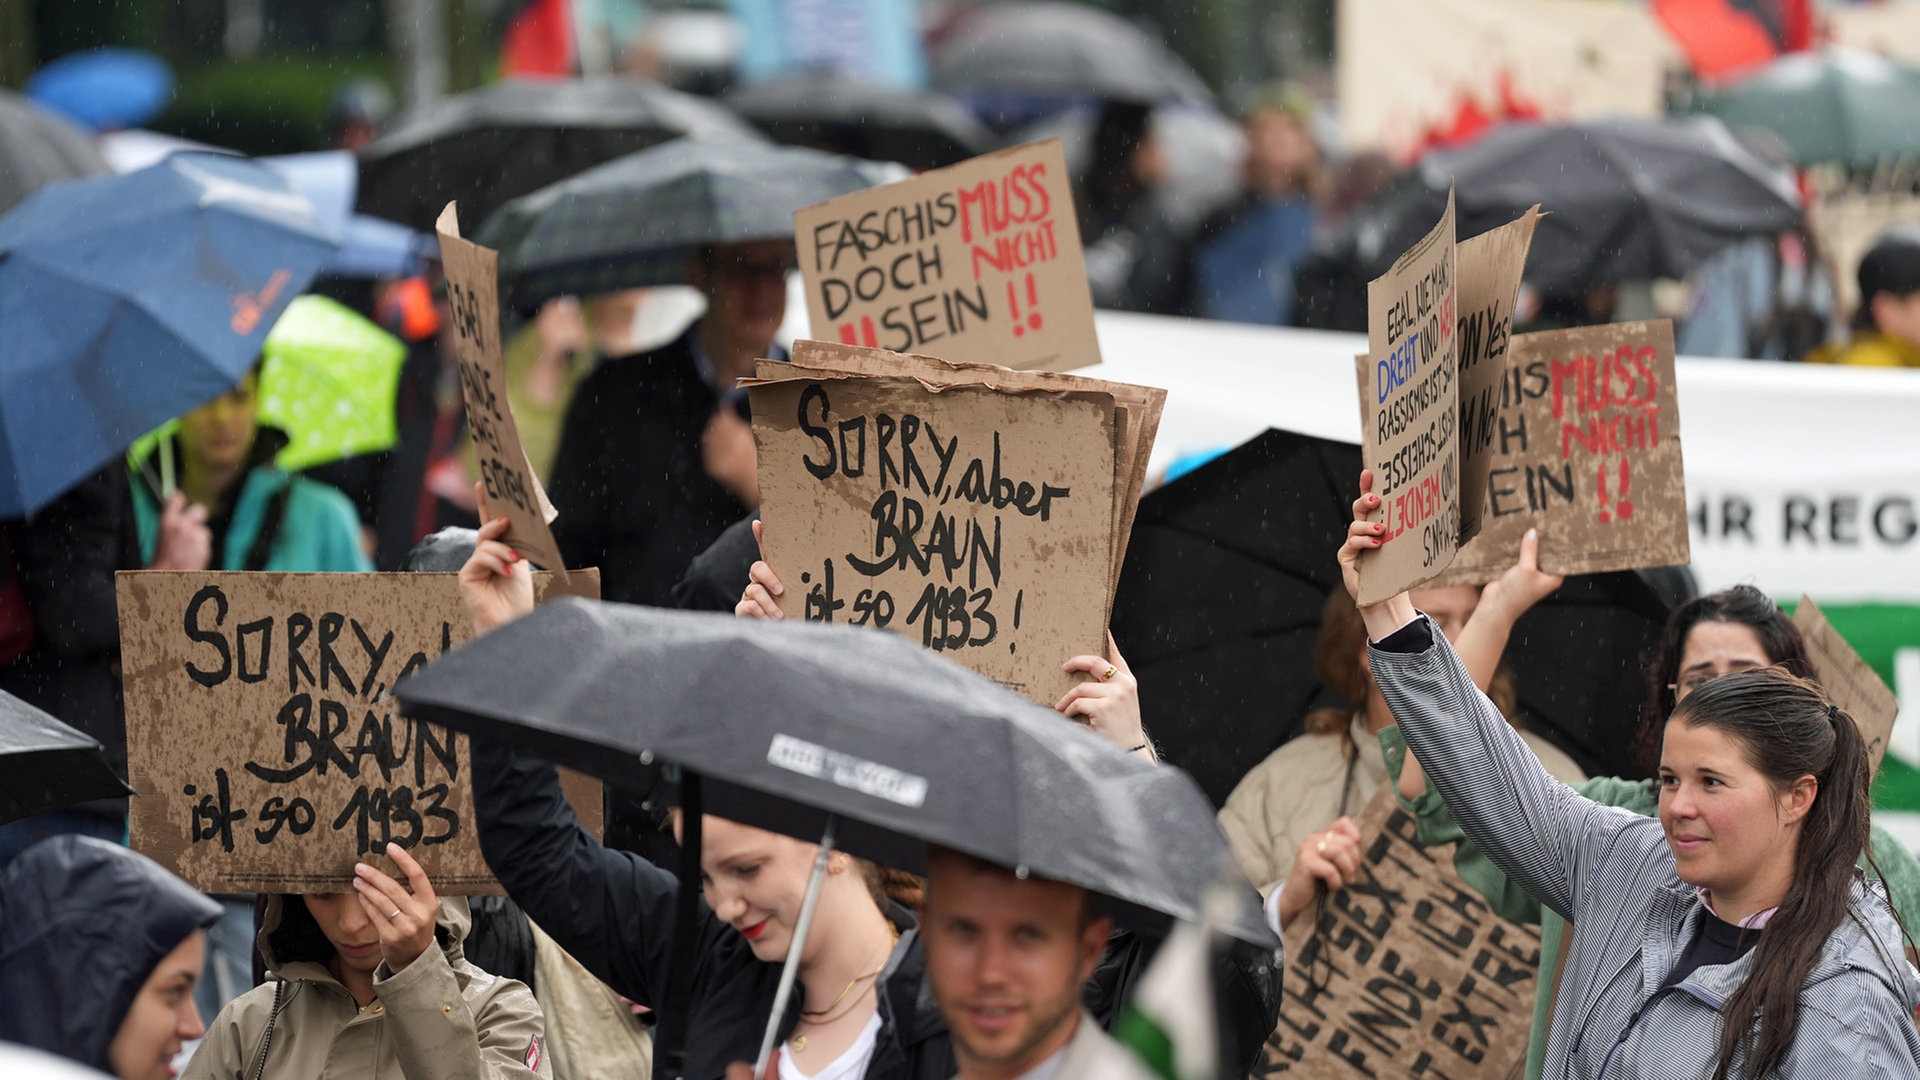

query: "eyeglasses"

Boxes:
[1667, 672, 1721, 698]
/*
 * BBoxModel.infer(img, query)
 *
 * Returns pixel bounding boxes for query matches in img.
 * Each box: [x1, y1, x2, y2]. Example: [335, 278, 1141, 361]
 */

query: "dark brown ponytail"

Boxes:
[1674, 670, 1872, 1080]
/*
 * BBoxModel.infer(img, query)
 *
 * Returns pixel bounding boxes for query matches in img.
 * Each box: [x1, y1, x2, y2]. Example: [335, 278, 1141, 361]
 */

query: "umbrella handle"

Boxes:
[159, 437, 175, 497]
[753, 815, 839, 1075]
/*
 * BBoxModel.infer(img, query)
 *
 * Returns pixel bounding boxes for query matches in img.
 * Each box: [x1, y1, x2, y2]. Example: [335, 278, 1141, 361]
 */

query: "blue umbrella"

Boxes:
[26, 48, 173, 133]
[264, 151, 435, 278]
[0, 152, 338, 517]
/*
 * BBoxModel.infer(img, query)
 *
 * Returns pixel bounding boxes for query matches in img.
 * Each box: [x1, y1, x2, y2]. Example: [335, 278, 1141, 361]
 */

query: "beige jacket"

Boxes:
[184, 896, 551, 1080]
[1217, 714, 1586, 897]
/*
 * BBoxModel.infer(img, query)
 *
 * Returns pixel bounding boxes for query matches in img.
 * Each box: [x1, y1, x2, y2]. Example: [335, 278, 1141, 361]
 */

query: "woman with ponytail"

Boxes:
[1339, 469, 1920, 1078]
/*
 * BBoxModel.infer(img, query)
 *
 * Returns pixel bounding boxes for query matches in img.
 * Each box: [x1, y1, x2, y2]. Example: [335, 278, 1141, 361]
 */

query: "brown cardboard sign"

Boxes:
[436, 204, 568, 577]
[1440, 320, 1689, 582]
[1357, 191, 1459, 605]
[748, 376, 1115, 704]
[794, 139, 1099, 372]
[774, 338, 1165, 583]
[1263, 784, 1542, 1078]
[1795, 595, 1899, 774]
[1454, 209, 1541, 543]
[117, 569, 602, 894]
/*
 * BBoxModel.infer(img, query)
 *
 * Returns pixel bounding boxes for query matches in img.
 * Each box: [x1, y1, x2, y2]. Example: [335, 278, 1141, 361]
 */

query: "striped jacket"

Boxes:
[1372, 615, 1920, 1079]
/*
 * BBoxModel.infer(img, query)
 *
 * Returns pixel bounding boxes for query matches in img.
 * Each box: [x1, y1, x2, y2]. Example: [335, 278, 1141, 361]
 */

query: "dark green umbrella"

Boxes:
[1698, 46, 1920, 167]
[355, 77, 763, 231]
[475, 138, 901, 307]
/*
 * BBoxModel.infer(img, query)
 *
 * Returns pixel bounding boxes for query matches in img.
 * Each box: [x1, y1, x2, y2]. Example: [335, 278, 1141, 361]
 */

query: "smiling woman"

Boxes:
[1340, 467, 1920, 1080]
[0, 836, 221, 1080]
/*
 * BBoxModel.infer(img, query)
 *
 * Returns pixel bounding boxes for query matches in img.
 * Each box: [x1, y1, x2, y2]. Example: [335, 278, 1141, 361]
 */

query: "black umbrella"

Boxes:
[395, 598, 1273, 947]
[0, 687, 132, 824]
[1498, 570, 1674, 781]
[1329, 116, 1802, 294]
[723, 73, 994, 171]
[475, 139, 900, 307]
[932, 1, 1213, 107]
[0, 90, 108, 218]
[1110, 428, 1674, 805]
[1111, 429, 1358, 807]
[355, 77, 762, 230]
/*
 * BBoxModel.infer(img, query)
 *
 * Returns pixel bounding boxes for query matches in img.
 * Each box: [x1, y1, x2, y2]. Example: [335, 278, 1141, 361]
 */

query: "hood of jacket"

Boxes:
[0, 836, 221, 1071]
[257, 892, 472, 981]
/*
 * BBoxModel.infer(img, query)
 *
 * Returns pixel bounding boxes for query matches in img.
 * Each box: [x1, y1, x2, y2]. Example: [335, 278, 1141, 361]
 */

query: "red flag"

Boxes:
[1654, 0, 1777, 83]
[501, 0, 575, 77]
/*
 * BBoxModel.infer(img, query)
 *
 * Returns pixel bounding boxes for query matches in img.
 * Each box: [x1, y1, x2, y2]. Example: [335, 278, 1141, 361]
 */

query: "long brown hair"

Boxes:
[1673, 669, 1877, 1080]
[1305, 589, 1519, 739]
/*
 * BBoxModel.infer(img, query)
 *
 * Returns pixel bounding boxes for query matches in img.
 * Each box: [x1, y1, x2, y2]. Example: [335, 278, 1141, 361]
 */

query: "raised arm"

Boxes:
[1339, 470, 1643, 921]
[1395, 529, 1562, 801]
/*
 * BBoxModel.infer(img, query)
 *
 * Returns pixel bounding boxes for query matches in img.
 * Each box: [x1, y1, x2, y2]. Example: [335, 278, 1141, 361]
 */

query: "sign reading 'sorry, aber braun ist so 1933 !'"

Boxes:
[749, 376, 1115, 704]
[117, 570, 600, 894]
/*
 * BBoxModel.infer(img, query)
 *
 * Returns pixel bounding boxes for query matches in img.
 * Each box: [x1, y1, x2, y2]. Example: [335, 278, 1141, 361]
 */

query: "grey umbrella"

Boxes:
[475, 138, 902, 307]
[0, 91, 108, 219]
[355, 76, 763, 231]
[0, 688, 132, 825]
[724, 73, 994, 170]
[394, 597, 1274, 947]
[932, 1, 1213, 106]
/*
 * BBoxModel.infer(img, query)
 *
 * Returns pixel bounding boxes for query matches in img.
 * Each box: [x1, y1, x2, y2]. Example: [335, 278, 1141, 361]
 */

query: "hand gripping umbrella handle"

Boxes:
[754, 815, 839, 1075]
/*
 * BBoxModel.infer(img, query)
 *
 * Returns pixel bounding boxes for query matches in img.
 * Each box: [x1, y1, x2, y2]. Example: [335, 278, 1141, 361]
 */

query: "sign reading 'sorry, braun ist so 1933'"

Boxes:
[116, 570, 600, 894]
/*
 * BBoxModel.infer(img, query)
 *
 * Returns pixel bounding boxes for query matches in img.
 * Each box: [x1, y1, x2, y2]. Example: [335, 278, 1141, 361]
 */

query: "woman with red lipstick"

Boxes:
[184, 843, 549, 1080]
[1341, 470, 1920, 1079]
[459, 509, 956, 1080]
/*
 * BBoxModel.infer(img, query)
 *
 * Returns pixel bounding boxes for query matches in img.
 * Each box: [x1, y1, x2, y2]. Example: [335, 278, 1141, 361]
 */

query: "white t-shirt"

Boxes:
[776, 1013, 883, 1080]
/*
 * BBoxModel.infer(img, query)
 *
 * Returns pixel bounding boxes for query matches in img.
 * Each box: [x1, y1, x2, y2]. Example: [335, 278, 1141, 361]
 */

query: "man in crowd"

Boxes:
[546, 240, 792, 607]
[921, 848, 1157, 1080]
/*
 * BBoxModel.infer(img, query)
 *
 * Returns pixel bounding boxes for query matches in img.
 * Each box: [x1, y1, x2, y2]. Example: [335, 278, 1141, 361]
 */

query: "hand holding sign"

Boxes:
[462, 483, 536, 635]
[353, 841, 439, 973]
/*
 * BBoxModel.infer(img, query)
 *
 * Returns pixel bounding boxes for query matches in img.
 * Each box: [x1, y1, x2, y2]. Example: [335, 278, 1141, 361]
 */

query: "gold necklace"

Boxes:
[790, 928, 899, 1052]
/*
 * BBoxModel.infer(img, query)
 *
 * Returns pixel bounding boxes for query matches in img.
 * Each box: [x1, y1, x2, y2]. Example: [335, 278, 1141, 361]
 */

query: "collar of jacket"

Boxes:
[1639, 879, 1920, 1010]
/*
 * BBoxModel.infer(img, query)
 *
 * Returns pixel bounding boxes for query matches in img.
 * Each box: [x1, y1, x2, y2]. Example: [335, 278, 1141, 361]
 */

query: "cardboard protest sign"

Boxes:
[1262, 785, 1542, 1079]
[1356, 192, 1459, 605]
[775, 338, 1165, 577]
[1439, 320, 1689, 582]
[1795, 596, 1900, 773]
[1454, 209, 1541, 543]
[118, 570, 602, 894]
[436, 204, 568, 577]
[794, 139, 1099, 373]
[748, 375, 1115, 703]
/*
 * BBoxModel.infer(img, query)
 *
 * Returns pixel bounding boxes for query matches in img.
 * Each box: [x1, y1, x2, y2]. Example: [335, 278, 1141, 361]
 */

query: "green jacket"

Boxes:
[1379, 726, 1920, 1080]
[131, 432, 371, 573]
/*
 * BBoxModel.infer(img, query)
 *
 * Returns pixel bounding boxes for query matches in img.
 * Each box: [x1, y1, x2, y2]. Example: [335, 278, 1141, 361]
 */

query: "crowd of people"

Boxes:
[3, 39, 1920, 1080]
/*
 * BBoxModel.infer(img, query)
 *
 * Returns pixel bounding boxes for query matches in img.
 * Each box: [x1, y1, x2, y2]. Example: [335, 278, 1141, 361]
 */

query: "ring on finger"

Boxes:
[1099, 663, 1117, 682]
[1315, 839, 1329, 855]
[742, 583, 754, 601]
[388, 908, 403, 921]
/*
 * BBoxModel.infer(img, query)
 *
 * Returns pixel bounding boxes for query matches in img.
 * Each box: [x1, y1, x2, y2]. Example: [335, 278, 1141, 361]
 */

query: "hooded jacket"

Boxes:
[184, 895, 550, 1080]
[1375, 617, 1920, 1079]
[0, 835, 222, 1072]
[129, 428, 371, 574]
